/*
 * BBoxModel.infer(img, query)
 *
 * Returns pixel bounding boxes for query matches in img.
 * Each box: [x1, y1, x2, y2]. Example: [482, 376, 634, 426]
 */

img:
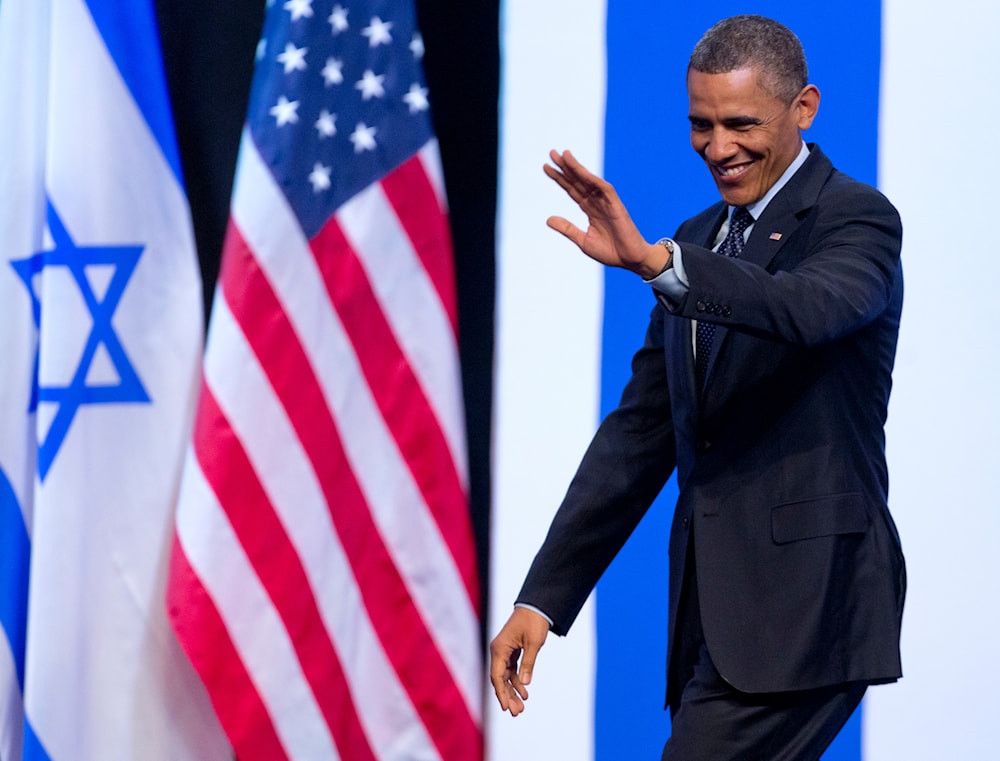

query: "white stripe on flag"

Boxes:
[418, 140, 449, 210]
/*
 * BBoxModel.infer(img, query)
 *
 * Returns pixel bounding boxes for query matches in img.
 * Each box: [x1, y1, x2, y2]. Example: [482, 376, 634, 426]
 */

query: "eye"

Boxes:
[689, 119, 711, 132]
[726, 118, 760, 132]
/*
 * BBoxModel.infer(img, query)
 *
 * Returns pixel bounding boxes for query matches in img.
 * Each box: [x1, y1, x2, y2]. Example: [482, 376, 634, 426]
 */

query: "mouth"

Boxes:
[713, 161, 753, 181]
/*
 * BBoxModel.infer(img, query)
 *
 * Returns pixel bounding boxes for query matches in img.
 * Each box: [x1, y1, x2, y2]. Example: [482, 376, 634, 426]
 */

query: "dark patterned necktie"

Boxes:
[695, 206, 752, 390]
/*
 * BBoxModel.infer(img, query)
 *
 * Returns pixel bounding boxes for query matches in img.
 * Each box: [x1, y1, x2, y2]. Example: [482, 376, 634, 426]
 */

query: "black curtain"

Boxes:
[154, 0, 499, 642]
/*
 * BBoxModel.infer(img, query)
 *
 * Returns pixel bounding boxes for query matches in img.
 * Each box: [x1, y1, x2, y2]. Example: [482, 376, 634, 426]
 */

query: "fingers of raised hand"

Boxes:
[546, 215, 585, 246]
[546, 149, 609, 206]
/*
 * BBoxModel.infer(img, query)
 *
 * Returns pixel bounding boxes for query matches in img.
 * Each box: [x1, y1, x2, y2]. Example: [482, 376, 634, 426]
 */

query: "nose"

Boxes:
[702, 128, 738, 164]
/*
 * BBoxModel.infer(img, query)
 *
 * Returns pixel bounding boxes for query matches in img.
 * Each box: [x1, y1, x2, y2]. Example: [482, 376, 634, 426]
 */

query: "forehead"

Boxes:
[686, 67, 783, 114]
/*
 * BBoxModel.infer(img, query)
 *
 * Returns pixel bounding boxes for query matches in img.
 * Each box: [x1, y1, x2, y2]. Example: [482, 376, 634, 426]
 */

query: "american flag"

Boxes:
[165, 0, 482, 758]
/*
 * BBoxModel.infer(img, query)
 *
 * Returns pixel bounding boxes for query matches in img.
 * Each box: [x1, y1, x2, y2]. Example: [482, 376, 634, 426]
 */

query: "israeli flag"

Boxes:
[0, 1, 229, 758]
[489, 1, 1000, 759]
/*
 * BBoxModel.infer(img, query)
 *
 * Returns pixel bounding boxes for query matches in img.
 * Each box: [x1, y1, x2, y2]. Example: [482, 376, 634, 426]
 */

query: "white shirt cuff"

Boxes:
[644, 239, 689, 301]
[514, 602, 554, 627]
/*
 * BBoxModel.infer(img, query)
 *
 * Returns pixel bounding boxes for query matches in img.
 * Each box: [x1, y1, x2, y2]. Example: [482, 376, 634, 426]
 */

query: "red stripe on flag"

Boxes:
[193, 382, 377, 761]
[380, 155, 459, 334]
[221, 225, 482, 761]
[166, 534, 289, 761]
[312, 214, 479, 610]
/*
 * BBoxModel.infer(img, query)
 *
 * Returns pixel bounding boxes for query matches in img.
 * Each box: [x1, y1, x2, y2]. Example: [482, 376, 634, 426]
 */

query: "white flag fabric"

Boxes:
[0, 0, 230, 759]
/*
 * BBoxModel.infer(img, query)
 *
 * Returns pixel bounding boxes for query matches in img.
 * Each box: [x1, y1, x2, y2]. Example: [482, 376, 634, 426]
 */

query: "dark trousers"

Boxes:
[662, 642, 866, 761]
[664, 537, 866, 760]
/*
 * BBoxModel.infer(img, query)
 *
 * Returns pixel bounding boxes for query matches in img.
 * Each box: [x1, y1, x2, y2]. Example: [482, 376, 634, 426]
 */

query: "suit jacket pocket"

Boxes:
[771, 493, 868, 544]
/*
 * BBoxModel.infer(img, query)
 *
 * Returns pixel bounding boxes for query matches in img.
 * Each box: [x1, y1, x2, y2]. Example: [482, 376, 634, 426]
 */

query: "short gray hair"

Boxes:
[688, 15, 808, 104]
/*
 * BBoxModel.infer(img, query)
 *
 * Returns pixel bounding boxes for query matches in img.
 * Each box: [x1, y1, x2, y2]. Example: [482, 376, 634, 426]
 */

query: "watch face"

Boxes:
[657, 237, 674, 254]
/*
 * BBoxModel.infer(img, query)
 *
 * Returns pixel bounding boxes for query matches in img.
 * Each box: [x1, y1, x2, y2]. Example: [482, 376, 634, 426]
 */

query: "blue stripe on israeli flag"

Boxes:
[23, 717, 53, 761]
[0, 469, 30, 692]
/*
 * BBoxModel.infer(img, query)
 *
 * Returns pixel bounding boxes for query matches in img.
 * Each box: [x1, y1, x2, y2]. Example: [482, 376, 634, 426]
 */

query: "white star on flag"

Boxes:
[410, 32, 425, 60]
[355, 69, 385, 100]
[349, 121, 377, 152]
[308, 162, 332, 192]
[276, 42, 308, 74]
[269, 94, 299, 125]
[315, 109, 337, 137]
[403, 82, 429, 113]
[284, 0, 314, 21]
[321, 57, 344, 86]
[328, 4, 348, 34]
[361, 16, 393, 47]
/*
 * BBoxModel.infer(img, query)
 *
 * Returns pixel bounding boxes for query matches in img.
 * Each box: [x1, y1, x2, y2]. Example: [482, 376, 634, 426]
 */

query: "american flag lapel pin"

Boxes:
[769, 232, 782, 241]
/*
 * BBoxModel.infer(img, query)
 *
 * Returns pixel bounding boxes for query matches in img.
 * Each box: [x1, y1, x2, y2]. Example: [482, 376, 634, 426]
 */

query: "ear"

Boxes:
[794, 84, 821, 130]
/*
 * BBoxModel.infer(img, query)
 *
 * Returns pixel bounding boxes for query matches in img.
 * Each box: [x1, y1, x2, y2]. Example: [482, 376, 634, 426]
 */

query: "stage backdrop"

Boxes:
[489, 1, 1000, 760]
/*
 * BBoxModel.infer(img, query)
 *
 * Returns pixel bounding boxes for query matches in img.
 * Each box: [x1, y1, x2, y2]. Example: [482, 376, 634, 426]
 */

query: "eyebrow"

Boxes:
[688, 115, 763, 128]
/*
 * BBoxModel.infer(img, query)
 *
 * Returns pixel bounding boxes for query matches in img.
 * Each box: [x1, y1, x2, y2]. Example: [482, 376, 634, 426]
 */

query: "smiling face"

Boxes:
[687, 67, 819, 207]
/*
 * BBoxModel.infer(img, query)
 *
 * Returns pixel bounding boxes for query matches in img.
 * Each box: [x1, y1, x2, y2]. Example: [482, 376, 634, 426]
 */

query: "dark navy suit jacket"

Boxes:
[516, 145, 906, 710]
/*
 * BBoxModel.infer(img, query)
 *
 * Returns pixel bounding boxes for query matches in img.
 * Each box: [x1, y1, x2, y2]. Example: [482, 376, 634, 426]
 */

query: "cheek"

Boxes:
[739, 135, 770, 159]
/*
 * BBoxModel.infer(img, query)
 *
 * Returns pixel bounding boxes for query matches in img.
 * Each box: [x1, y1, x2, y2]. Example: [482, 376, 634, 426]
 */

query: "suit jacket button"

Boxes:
[698, 439, 712, 452]
[723, 306, 732, 317]
[683, 516, 690, 529]
[696, 300, 707, 312]
[713, 304, 723, 315]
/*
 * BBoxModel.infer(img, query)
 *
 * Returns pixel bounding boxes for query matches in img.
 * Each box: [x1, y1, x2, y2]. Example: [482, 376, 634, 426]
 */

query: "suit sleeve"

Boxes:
[515, 303, 677, 635]
[673, 179, 902, 347]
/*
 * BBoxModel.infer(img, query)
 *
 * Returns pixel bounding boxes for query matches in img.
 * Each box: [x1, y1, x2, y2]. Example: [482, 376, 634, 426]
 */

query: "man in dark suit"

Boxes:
[489, 14, 905, 760]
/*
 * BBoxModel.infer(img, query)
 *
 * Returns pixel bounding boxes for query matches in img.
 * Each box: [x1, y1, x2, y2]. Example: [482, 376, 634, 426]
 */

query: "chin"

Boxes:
[717, 186, 760, 207]
[717, 190, 747, 206]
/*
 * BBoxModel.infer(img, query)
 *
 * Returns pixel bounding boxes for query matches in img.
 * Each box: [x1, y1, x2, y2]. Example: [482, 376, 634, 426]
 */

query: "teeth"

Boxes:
[719, 165, 747, 177]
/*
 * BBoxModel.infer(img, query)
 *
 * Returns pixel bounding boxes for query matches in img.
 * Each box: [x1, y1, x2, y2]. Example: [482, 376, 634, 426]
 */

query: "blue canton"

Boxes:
[10, 201, 149, 480]
[249, 0, 435, 238]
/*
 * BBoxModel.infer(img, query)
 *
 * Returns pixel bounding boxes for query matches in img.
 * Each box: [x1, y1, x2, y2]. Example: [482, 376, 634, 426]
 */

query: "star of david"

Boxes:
[10, 200, 149, 480]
